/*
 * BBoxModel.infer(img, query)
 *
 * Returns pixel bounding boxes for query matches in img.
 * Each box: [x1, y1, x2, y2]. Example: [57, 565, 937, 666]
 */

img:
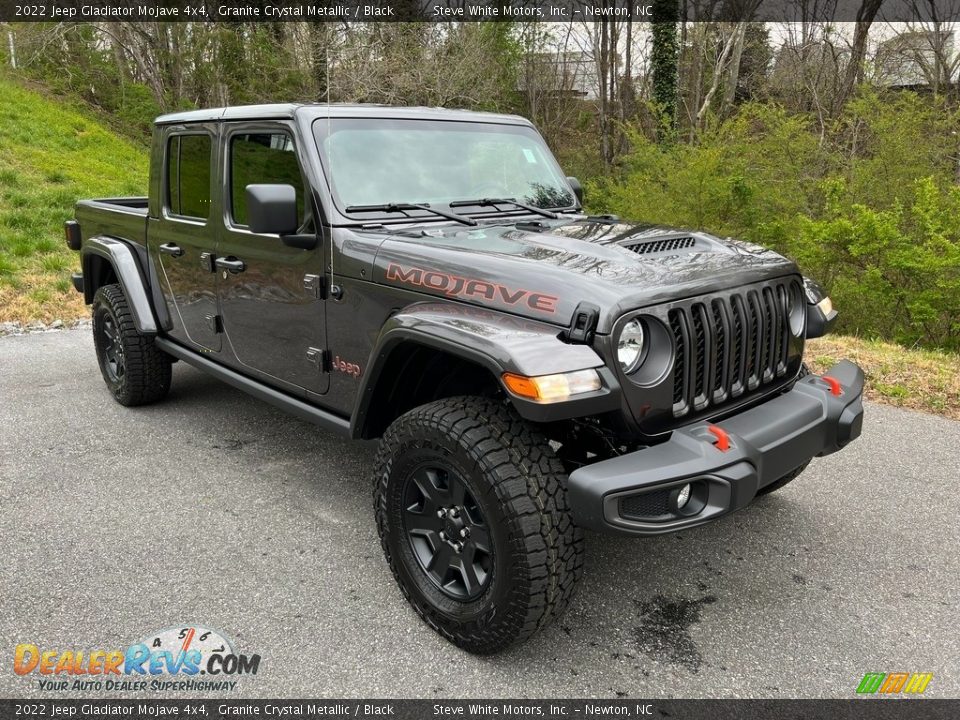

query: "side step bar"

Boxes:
[155, 338, 351, 438]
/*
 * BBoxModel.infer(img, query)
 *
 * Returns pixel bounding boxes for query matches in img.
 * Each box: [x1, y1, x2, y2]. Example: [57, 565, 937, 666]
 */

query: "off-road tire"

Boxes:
[92, 283, 172, 406]
[756, 364, 812, 496]
[374, 396, 584, 654]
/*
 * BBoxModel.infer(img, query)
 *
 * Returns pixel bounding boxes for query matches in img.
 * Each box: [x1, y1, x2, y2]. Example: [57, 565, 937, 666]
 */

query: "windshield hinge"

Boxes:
[586, 214, 621, 224]
[565, 302, 600, 344]
[515, 220, 550, 233]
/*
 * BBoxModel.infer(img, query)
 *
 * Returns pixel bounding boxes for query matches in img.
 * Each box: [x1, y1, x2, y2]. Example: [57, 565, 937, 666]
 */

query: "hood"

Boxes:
[371, 218, 799, 333]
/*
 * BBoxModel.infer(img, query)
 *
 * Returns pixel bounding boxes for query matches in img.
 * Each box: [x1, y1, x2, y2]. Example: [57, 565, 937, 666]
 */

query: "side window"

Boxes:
[230, 132, 305, 227]
[166, 134, 211, 220]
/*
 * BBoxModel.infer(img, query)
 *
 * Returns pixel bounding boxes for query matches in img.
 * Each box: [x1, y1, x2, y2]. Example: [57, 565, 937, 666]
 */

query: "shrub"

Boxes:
[591, 91, 960, 351]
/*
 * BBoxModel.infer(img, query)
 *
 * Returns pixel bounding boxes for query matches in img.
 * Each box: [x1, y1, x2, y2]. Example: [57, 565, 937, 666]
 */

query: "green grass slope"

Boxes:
[0, 76, 148, 323]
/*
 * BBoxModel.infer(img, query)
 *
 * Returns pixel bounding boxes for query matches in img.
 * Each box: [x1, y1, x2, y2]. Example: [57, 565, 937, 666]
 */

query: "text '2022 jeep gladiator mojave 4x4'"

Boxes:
[67, 104, 864, 654]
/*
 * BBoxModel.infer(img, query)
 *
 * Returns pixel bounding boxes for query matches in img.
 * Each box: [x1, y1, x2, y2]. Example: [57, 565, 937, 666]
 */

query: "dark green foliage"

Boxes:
[590, 91, 960, 350]
[650, 0, 680, 139]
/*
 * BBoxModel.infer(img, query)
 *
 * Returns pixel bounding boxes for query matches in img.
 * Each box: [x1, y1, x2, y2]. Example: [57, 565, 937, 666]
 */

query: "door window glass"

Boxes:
[166, 134, 212, 219]
[229, 132, 305, 227]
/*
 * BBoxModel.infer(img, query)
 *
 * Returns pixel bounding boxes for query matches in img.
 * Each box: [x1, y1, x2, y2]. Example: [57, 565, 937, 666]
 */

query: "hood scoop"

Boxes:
[621, 235, 698, 256]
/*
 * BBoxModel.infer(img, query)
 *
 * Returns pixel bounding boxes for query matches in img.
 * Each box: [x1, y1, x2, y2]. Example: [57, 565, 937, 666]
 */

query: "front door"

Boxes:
[216, 124, 328, 395]
[148, 126, 221, 351]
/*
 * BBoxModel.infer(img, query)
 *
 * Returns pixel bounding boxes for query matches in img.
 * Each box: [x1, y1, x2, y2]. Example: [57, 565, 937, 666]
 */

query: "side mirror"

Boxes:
[245, 184, 299, 235]
[566, 176, 584, 206]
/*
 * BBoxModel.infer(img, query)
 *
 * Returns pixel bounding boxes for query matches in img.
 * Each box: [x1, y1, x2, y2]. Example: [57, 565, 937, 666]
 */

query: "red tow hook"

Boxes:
[707, 425, 730, 452]
[821, 376, 843, 397]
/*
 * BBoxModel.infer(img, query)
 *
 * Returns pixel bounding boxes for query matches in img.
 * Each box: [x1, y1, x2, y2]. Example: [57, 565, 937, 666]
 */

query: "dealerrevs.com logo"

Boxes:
[13, 625, 260, 692]
[856, 672, 933, 695]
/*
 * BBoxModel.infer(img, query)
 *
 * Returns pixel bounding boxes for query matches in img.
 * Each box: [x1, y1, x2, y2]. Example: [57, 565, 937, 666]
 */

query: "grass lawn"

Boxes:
[807, 336, 960, 420]
[0, 75, 148, 324]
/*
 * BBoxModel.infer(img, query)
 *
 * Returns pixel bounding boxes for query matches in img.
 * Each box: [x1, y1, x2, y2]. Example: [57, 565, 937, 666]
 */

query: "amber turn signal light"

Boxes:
[502, 369, 601, 403]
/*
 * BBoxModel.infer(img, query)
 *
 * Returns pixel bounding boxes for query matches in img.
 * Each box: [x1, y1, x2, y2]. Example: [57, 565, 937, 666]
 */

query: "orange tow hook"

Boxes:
[707, 425, 730, 452]
[821, 376, 842, 396]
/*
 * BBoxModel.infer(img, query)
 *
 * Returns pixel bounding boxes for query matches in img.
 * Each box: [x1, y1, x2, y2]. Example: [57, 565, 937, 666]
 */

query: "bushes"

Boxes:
[591, 90, 960, 351]
[794, 179, 960, 348]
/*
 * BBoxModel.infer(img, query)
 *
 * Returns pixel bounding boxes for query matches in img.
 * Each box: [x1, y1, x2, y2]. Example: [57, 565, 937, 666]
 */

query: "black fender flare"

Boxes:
[81, 236, 158, 335]
[351, 303, 621, 437]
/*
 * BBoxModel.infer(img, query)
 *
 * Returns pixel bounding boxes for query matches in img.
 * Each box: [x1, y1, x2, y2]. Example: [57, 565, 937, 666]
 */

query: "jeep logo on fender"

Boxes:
[333, 355, 362, 378]
[385, 263, 559, 314]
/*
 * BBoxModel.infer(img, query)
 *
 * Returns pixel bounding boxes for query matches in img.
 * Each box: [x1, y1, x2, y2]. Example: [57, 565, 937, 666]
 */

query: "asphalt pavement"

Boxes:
[1, 328, 958, 699]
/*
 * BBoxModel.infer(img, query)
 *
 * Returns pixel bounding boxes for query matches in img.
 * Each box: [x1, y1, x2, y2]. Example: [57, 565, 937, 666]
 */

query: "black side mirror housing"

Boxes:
[566, 176, 584, 206]
[245, 184, 299, 235]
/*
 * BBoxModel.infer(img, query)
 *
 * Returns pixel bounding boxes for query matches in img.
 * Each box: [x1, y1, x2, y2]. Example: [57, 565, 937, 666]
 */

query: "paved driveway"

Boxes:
[1, 329, 957, 698]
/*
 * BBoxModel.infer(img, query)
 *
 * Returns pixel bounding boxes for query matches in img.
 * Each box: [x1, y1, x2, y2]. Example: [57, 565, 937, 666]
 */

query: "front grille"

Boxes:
[619, 490, 671, 520]
[625, 236, 696, 255]
[668, 280, 796, 418]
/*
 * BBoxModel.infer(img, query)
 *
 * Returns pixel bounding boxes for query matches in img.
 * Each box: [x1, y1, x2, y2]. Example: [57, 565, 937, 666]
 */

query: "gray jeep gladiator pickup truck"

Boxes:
[67, 104, 864, 654]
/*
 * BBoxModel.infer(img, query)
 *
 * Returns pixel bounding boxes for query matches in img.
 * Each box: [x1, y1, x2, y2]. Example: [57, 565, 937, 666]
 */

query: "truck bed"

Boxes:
[75, 197, 149, 250]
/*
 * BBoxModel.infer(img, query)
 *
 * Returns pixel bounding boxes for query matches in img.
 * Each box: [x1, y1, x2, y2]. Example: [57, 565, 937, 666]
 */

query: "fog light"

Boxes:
[675, 483, 691, 509]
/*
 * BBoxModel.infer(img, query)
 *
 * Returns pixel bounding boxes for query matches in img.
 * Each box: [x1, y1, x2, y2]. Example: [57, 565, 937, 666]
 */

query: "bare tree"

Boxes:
[768, 15, 846, 140]
[695, 21, 747, 130]
[838, 0, 885, 107]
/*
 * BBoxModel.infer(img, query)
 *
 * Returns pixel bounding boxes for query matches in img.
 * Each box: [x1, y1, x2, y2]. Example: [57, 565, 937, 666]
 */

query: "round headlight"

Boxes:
[617, 319, 645, 374]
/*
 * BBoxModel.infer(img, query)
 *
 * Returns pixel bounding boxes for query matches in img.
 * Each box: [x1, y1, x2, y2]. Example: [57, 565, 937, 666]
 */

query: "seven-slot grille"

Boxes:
[668, 280, 798, 418]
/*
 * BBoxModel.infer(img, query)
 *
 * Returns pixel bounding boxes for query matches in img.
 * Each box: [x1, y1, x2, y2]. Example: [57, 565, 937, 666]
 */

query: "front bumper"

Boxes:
[568, 360, 865, 536]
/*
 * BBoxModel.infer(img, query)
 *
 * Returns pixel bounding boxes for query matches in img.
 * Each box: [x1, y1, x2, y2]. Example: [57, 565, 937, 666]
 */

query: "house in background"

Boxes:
[875, 29, 958, 91]
[522, 51, 600, 101]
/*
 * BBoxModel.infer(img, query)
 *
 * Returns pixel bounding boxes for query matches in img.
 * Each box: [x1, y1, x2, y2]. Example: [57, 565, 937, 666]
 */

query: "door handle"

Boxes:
[215, 256, 245, 273]
[159, 243, 183, 257]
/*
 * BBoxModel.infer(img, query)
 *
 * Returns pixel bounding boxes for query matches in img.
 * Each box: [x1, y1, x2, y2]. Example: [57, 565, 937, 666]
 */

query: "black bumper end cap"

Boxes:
[71, 272, 84, 294]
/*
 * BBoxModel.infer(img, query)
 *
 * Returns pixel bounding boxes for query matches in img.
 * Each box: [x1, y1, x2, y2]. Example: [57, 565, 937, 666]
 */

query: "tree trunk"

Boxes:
[721, 22, 747, 115]
[651, 0, 680, 142]
[696, 23, 744, 131]
[597, 18, 611, 166]
[7, 31, 16, 69]
[838, 0, 884, 109]
[309, 22, 329, 101]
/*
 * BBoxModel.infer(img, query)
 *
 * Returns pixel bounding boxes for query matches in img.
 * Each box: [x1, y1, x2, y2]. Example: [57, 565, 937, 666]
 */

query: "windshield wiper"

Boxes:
[448, 197, 558, 220]
[344, 202, 477, 227]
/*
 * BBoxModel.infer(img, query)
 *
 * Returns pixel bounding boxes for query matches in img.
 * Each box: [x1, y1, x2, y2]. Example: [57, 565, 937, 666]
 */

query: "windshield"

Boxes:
[313, 118, 576, 218]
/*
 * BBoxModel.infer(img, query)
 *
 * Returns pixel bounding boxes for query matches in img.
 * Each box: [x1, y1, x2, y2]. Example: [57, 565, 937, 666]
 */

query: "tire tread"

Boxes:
[373, 396, 584, 654]
[93, 284, 171, 406]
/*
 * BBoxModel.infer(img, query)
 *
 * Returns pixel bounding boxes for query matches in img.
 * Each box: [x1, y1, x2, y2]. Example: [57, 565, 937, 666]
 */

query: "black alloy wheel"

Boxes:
[91, 284, 172, 406]
[374, 396, 584, 654]
[96, 312, 125, 383]
[402, 462, 493, 601]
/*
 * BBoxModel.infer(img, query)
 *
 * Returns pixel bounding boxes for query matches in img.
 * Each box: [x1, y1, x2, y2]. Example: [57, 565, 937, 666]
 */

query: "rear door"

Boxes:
[148, 125, 221, 351]
[216, 123, 328, 395]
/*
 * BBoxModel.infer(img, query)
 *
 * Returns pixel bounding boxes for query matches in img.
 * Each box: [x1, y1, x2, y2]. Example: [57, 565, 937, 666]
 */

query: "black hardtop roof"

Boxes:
[155, 103, 532, 126]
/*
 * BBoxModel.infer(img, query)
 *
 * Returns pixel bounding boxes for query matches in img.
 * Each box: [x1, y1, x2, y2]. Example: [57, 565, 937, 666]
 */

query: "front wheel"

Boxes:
[374, 396, 584, 654]
[92, 284, 172, 406]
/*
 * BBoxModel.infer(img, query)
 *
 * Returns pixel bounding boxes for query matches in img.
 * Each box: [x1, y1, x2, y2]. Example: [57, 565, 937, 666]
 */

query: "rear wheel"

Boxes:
[92, 284, 172, 406]
[374, 396, 584, 654]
